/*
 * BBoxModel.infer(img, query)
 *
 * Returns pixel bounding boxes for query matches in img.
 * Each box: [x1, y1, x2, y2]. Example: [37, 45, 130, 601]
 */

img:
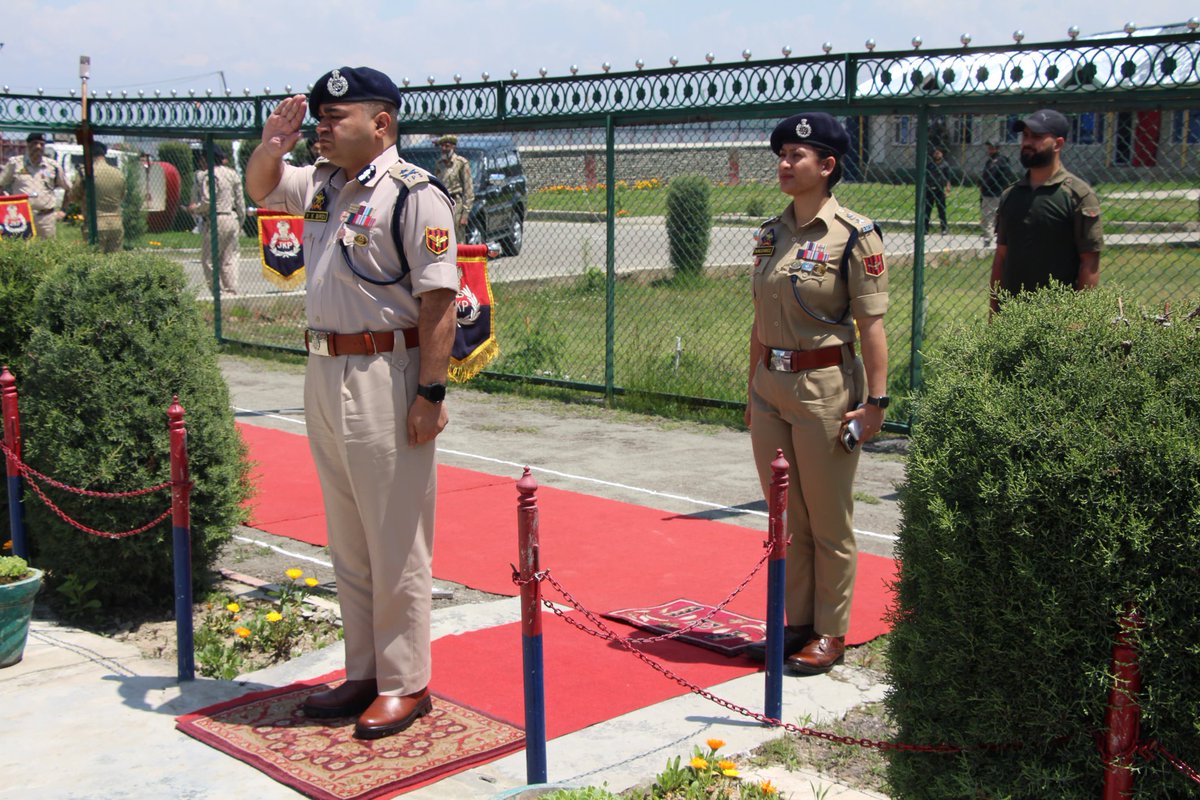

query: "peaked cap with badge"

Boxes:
[308, 66, 402, 111]
[770, 112, 850, 157]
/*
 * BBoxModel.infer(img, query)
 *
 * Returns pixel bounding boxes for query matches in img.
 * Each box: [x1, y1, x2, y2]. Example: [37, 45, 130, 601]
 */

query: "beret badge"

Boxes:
[796, 118, 812, 138]
[327, 69, 349, 97]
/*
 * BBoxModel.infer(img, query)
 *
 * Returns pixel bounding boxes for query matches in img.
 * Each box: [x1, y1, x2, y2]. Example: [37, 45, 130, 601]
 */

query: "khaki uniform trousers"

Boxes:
[200, 214, 241, 293]
[749, 358, 861, 637]
[305, 343, 436, 696]
[32, 210, 58, 239]
[96, 216, 123, 254]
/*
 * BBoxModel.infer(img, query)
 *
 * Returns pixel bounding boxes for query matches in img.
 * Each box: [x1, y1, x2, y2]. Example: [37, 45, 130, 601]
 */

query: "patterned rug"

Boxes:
[604, 598, 766, 656]
[176, 671, 525, 800]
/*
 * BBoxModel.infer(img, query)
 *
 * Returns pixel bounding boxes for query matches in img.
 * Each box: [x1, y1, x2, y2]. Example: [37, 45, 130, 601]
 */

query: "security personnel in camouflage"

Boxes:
[991, 109, 1103, 313]
[0, 133, 70, 238]
[434, 134, 474, 241]
[747, 112, 891, 675]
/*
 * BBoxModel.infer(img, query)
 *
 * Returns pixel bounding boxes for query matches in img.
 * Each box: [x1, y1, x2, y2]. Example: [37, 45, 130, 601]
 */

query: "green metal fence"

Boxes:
[4, 28, 1200, 430]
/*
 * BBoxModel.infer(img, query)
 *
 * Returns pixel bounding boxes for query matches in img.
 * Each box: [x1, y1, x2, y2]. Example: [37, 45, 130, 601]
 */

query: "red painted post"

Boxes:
[516, 467, 547, 783]
[1102, 606, 1143, 799]
[1, 366, 28, 559]
[584, 153, 597, 189]
[727, 148, 741, 186]
[763, 449, 789, 721]
[168, 396, 194, 681]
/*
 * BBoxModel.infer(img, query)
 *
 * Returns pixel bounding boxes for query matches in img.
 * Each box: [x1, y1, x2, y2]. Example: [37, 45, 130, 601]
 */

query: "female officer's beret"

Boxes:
[309, 66, 402, 112]
[770, 112, 850, 157]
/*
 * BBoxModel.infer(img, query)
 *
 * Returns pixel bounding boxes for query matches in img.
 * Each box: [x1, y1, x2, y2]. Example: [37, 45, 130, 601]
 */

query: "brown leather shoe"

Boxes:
[302, 678, 378, 719]
[785, 635, 845, 675]
[353, 689, 433, 740]
[745, 624, 814, 663]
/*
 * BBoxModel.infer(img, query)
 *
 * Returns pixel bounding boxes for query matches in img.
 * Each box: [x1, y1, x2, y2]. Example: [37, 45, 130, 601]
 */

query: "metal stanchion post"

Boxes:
[764, 449, 789, 723]
[1103, 606, 1143, 799]
[517, 467, 547, 784]
[1, 367, 28, 560]
[168, 396, 194, 681]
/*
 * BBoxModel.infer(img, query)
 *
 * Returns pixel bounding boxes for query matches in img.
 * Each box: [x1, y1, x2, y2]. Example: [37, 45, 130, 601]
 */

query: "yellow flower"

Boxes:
[286, 568, 303, 581]
[266, 611, 283, 623]
[226, 602, 240, 613]
[689, 757, 708, 770]
[305, 577, 318, 587]
[706, 738, 725, 751]
[759, 780, 778, 795]
[234, 627, 251, 638]
[717, 759, 737, 772]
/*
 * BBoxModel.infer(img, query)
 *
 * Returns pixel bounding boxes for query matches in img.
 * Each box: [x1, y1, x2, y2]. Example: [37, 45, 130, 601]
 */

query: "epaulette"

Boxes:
[388, 162, 431, 189]
[835, 206, 876, 235]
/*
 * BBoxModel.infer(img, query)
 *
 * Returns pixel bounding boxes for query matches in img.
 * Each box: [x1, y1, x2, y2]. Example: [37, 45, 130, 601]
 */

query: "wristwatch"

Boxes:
[866, 395, 890, 409]
[416, 383, 447, 403]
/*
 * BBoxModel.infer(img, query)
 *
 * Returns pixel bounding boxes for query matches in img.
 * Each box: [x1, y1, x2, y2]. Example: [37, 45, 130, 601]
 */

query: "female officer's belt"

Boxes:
[304, 328, 419, 357]
[764, 343, 852, 373]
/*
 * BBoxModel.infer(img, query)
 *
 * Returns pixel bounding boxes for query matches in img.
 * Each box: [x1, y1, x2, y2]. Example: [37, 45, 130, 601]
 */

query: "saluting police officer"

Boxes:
[0, 132, 70, 238]
[746, 112, 891, 675]
[246, 67, 459, 739]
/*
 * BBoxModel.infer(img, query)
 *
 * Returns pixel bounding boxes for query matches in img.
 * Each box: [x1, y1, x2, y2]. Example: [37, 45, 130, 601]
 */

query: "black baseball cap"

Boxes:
[1012, 109, 1070, 138]
[26, 132, 47, 143]
[770, 112, 850, 157]
[309, 66, 401, 112]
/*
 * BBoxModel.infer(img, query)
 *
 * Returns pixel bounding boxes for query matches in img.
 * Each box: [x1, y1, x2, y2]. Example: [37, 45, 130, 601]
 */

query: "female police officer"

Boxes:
[746, 113, 890, 674]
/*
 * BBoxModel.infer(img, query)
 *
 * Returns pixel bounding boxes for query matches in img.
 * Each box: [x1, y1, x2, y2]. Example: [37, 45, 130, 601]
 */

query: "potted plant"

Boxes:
[0, 554, 44, 667]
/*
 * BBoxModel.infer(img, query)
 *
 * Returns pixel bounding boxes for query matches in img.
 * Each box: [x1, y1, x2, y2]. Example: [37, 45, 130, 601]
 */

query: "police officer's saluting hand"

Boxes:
[745, 112, 891, 675]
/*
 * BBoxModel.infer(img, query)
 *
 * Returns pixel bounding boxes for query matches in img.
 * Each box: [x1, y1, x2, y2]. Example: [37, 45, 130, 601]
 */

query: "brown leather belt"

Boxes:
[764, 343, 851, 373]
[304, 328, 419, 357]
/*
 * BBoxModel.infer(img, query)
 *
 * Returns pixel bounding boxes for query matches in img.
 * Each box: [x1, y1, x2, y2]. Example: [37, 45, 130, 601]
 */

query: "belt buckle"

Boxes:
[307, 329, 332, 357]
[769, 348, 792, 372]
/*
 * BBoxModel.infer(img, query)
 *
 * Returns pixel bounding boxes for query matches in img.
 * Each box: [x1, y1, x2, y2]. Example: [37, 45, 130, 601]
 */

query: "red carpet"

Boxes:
[239, 423, 896, 645]
[176, 672, 525, 800]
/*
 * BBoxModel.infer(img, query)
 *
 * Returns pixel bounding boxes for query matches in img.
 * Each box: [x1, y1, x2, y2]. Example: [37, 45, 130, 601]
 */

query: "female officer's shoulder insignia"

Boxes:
[836, 207, 875, 235]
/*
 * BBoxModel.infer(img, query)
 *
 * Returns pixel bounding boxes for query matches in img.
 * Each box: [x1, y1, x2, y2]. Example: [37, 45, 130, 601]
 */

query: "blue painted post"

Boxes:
[764, 449, 790, 723]
[516, 467, 547, 784]
[168, 396, 194, 681]
[1, 367, 28, 560]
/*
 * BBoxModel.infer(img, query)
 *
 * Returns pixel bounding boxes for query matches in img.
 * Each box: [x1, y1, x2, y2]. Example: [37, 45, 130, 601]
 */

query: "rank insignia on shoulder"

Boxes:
[389, 163, 430, 188]
[863, 253, 885, 276]
[759, 228, 777, 246]
[356, 164, 377, 184]
[425, 226, 450, 255]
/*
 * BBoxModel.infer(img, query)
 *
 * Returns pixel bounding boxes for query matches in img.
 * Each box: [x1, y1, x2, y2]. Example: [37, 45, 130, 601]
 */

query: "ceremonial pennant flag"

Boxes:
[0, 195, 36, 240]
[449, 244, 499, 382]
[256, 209, 305, 290]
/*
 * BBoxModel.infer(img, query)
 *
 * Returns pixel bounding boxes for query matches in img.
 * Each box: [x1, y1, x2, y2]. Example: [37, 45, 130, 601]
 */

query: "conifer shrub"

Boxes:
[887, 285, 1200, 798]
[0, 238, 82, 374]
[18, 251, 250, 613]
[665, 175, 712, 279]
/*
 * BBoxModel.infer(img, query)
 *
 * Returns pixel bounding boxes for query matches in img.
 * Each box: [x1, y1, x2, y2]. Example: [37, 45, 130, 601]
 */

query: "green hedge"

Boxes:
[887, 285, 1200, 798]
[665, 175, 711, 278]
[11, 246, 250, 613]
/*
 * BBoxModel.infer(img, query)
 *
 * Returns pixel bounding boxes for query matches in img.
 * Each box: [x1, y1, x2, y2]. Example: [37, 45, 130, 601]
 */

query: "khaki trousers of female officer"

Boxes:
[750, 359, 861, 637]
[305, 342, 436, 697]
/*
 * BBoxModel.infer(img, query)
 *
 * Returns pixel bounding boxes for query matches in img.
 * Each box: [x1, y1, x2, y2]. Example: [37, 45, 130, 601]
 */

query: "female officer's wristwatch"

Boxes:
[866, 395, 890, 409]
[417, 383, 447, 403]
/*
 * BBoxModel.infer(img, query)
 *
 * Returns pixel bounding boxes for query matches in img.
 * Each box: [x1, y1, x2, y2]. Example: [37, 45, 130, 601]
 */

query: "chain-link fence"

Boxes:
[5, 31, 1199, 431]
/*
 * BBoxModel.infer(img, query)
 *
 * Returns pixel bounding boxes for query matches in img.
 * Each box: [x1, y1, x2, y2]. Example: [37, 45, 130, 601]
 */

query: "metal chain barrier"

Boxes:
[0, 439, 178, 539]
[1139, 741, 1200, 786]
[514, 538, 773, 646]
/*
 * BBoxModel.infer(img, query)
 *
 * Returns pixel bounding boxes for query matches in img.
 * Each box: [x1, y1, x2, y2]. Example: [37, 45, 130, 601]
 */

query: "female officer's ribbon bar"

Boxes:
[256, 209, 305, 290]
[0, 195, 36, 239]
[450, 244, 499, 382]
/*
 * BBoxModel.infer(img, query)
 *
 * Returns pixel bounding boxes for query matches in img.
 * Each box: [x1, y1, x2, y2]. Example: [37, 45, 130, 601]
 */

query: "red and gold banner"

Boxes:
[0, 195, 36, 240]
[450, 244, 498, 382]
[256, 209, 305, 291]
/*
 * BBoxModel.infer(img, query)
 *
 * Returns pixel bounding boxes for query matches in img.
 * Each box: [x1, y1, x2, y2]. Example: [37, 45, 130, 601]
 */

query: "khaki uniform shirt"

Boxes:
[0, 155, 69, 212]
[753, 198, 889, 351]
[194, 164, 245, 220]
[70, 159, 126, 231]
[262, 148, 458, 331]
[996, 166, 1103, 294]
[435, 153, 474, 210]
